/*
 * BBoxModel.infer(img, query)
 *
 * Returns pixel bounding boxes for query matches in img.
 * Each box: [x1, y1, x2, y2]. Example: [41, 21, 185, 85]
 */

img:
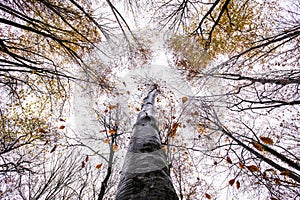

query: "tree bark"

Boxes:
[115, 86, 179, 200]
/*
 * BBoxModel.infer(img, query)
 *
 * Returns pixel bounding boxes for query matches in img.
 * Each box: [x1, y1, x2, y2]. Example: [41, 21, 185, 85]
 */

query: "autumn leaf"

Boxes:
[247, 165, 259, 172]
[96, 163, 102, 169]
[226, 156, 233, 164]
[205, 193, 211, 199]
[59, 125, 65, 129]
[238, 162, 245, 169]
[252, 142, 263, 151]
[38, 128, 48, 133]
[236, 180, 241, 189]
[280, 170, 290, 176]
[182, 96, 188, 103]
[274, 178, 281, 185]
[270, 197, 278, 200]
[85, 155, 89, 162]
[168, 122, 180, 138]
[229, 179, 235, 186]
[59, 118, 66, 122]
[108, 105, 117, 110]
[109, 129, 117, 135]
[113, 144, 118, 151]
[82, 161, 86, 168]
[260, 136, 274, 145]
[103, 138, 110, 143]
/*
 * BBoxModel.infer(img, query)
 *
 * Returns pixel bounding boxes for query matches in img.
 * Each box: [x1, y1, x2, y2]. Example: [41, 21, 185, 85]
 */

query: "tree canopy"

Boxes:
[0, 0, 299, 199]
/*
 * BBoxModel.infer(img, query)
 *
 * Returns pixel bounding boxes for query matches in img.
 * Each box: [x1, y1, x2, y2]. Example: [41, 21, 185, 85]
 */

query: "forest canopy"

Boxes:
[0, 0, 299, 199]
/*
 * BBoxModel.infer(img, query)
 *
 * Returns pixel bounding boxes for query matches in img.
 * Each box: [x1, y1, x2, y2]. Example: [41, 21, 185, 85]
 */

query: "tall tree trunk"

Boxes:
[115, 86, 179, 200]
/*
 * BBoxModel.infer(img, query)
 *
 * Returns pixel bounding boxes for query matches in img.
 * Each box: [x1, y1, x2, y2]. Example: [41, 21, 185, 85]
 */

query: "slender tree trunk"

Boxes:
[115, 86, 179, 200]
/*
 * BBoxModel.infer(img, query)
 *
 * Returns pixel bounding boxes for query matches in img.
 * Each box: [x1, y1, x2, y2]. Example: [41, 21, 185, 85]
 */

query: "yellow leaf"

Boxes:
[182, 96, 188, 103]
[96, 163, 102, 169]
[260, 136, 274, 145]
[247, 165, 259, 172]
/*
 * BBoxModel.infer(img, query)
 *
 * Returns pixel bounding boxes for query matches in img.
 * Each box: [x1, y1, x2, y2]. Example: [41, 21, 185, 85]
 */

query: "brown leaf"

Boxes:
[260, 136, 274, 145]
[236, 180, 240, 189]
[274, 178, 280, 185]
[238, 162, 245, 169]
[280, 170, 290, 176]
[182, 96, 188, 103]
[205, 193, 211, 199]
[81, 161, 85, 168]
[252, 142, 263, 151]
[85, 155, 89, 162]
[247, 165, 259, 172]
[59, 118, 66, 122]
[168, 123, 180, 138]
[226, 156, 233, 164]
[96, 163, 102, 169]
[59, 125, 65, 129]
[229, 179, 235, 186]
[38, 128, 48, 133]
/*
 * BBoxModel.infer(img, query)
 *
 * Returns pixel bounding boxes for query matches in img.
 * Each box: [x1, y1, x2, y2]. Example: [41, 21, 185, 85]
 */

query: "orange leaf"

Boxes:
[280, 170, 290, 176]
[247, 165, 259, 172]
[260, 136, 274, 145]
[109, 130, 117, 135]
[252, 142, 263, 151]
[182, 96, 188, 103]
[96, 163, 102, 169]
[229, 179, 235, 186]
[205, 193, 211, 199]
[108, 105, 117, 110]
[103, 138, 110, 143]
[236, 180, 240, 189]
[113, 144, 118, 151]
[226, 156, 233, 164]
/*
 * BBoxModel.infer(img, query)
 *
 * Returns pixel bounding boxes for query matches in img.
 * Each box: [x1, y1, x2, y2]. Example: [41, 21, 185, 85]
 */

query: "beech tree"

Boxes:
[116, 86, 178, 199]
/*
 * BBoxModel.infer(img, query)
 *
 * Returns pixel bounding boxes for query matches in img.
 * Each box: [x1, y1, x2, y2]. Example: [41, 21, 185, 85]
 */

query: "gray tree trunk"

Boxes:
[115, 86, 179, 200]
